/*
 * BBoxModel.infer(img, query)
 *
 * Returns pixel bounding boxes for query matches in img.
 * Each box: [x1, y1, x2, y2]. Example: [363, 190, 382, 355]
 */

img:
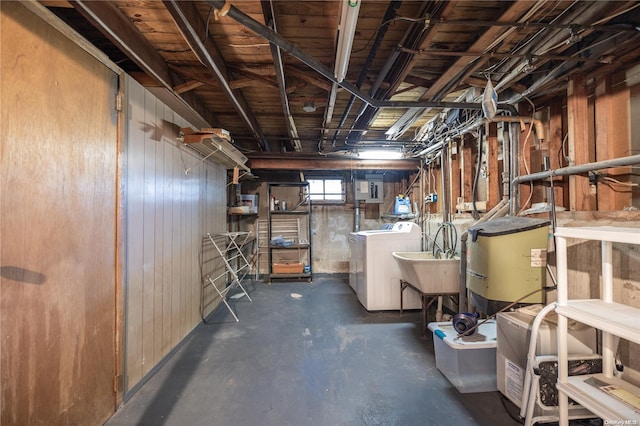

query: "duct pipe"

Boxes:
[509, 154, 640, 215]
[205, 1, 482, 111]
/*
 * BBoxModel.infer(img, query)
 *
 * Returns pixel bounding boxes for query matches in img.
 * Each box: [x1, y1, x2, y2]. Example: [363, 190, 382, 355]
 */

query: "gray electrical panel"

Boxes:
[355, 174, 383, 203]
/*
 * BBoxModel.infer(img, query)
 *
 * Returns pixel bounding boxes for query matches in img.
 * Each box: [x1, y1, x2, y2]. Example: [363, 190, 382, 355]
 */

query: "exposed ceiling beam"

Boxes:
[420, 1, 550, 102]
[204, 0, 482, 110]
[248, 157, 420, 171]
[347, 1, 459, 146]
[68, 0, 215, 128]
[261, 0, 301, 152]
[173, 80, 205, 95]
[163, 0, 270, 151]
[227, 66, 279, 89]
[384, 1, 460, 98]
[285, 66, 332, 92]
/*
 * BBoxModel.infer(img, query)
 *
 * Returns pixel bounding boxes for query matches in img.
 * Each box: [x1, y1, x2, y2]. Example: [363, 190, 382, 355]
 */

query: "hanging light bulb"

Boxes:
[303, 101, 316, 113]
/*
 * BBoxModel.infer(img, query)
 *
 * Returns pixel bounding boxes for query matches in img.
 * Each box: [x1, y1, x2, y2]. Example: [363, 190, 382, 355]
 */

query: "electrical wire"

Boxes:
[602, 176, 638, 187]
[455, 284, 558, 338]
[499, 393, 525, 424]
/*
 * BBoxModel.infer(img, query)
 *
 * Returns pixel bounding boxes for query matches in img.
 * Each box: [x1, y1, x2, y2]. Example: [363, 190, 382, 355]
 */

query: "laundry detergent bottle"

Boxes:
[394, 195, 411, 214]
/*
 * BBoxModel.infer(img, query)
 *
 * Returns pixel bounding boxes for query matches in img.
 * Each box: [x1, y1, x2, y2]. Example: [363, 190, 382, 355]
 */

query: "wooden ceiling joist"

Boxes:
[173, 80, 205, 94]
[285, 66, 332, 92]
[262, 0, 302, 152]
[68, 0, 215, 127]
[162, 0, 270, 151]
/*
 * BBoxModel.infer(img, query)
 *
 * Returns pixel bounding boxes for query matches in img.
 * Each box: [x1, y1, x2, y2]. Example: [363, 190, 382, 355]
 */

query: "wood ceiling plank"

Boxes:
[285, 66, 332, 92]
[68, 0, 215, 127]
[163, 0, 269, 151]
[173, 80, 205, 94]
[420, 1, 537, 102]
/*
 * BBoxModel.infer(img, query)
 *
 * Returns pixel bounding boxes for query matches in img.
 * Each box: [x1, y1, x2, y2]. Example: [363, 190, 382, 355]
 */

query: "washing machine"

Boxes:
[351, 222, 422, 311]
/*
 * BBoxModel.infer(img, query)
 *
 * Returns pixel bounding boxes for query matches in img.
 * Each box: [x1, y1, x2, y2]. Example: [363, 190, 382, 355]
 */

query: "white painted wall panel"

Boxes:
[124, 76, 226, 393]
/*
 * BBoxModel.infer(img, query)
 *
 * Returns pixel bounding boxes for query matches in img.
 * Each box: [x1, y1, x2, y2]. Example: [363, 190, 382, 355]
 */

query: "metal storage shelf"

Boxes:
[269, 243, 310, 249]
[267, 182, 312, 284]
[269, 273, 312, 279]
[554, 226, 640, 425]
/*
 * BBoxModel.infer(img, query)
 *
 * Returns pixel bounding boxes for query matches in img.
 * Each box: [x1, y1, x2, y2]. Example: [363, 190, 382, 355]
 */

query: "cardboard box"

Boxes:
[272, 263, 304, 274]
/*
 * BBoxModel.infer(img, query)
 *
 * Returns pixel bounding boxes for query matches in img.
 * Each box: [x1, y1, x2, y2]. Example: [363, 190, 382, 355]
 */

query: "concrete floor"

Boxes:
[106, 275, 522, 426]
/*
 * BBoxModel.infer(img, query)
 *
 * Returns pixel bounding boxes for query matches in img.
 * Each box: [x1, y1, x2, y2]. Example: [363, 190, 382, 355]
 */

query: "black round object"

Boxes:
[452, 312, 478, 336]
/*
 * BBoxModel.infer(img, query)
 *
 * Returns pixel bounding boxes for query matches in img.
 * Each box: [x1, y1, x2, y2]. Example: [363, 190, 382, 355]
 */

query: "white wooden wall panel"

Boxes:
[124, 76, 226, 392]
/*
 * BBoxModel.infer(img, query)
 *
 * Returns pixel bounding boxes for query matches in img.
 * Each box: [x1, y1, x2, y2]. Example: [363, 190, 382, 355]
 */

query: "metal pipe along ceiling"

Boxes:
[511, 154, 640, 186]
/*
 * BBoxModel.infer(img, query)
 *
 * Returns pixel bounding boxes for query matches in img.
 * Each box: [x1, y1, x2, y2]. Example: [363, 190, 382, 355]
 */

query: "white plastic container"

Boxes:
[496, 310, 596, 407]
[427, 320, 498, 393]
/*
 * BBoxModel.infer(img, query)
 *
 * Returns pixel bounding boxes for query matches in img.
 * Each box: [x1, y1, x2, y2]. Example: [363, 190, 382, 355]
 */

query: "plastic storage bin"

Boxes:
[427, 320, 498, 393]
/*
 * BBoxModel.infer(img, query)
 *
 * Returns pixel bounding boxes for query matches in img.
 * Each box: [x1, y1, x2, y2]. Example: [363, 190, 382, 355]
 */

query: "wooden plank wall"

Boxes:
[1, 3, 117, 424]
[123, 76, 226, 394]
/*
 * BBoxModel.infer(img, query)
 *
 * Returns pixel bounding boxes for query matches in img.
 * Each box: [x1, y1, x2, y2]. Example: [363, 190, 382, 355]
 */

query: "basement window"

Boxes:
[307, 177, 345, 203]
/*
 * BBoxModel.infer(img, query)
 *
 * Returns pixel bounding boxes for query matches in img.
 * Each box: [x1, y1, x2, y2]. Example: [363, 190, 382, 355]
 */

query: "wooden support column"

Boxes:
[487, 122, 500, 209]
[567, 74, 595, 211]
[460, 135, 474, 207]
[432, 166, 443, 215]
[549, 99, 567, 208]
[595, 73, 633, 210]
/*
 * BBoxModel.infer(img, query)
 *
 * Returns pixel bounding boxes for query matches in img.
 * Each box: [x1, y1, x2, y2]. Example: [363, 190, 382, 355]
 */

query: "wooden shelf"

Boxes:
[556, 300, 640, 345]
[270, 210, 309, 215]
[556, 374, 640, 422]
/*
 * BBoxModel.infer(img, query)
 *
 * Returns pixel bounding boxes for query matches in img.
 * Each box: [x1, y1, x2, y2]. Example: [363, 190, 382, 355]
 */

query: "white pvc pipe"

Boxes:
[436, 296, 443, 322]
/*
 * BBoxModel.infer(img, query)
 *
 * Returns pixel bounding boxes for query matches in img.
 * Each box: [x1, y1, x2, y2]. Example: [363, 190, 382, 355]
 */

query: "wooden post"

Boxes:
[487, 121, 500, 209]
[549, 99, 567, 208]
[567, 74, 595, 211]
[595, 73, 633, 210]
[461, 134, 474, 207]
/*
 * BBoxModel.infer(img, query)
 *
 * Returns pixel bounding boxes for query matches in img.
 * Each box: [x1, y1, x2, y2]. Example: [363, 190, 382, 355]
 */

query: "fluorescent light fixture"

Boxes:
[358, 149, 403, 160]
[334, 0, 360, 83]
